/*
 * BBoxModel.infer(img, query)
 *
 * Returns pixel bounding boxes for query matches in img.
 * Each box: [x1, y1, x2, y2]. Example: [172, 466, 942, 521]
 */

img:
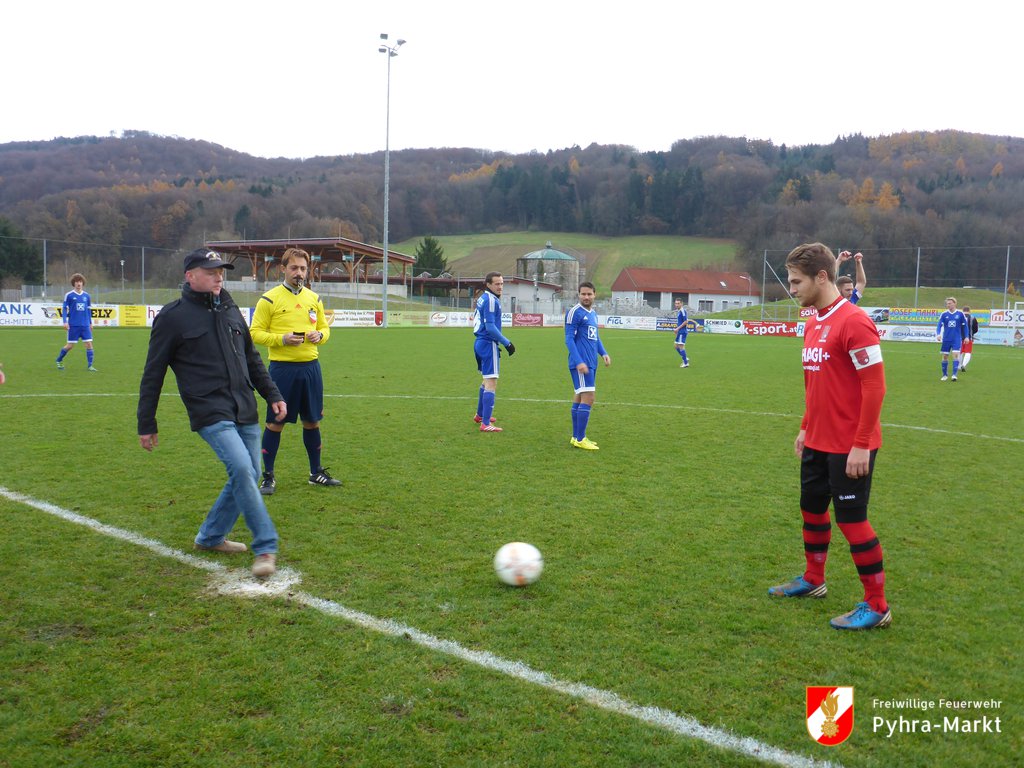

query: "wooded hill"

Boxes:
[2, 129, 1023, 288]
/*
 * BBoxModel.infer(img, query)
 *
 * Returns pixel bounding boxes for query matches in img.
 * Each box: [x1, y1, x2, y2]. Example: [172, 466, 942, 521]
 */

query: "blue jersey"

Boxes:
[62, 290, 92, 327]
[565, 303, 606, 370]
[937, 310, 967, 344]
[472, 290, 510, 346]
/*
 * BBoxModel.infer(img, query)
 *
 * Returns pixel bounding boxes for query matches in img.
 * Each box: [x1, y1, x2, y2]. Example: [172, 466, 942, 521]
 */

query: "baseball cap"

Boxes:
[183, 248, 235, 271]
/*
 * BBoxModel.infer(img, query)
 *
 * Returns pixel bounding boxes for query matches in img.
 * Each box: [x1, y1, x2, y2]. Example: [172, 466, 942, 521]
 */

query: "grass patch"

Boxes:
[0, 326, 1021, 767]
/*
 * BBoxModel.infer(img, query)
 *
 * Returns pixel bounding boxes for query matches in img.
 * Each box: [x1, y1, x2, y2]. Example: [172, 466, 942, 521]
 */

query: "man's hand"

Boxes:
[576, 362, 589, 375]
[140, 434, 159, 452]
[837, 251, 852, 263]
[846, 446, 871, 478]
[794, 429, 806, 457]
[284, 332, 305, 346]
[270, 400, 288, 422]
[307, 330, 323, 344]
[602, 354, 611, 367]
[504, 342, 516, 357]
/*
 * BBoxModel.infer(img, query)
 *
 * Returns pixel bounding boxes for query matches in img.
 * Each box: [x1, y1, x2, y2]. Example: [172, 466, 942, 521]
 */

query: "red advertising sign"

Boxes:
[512, 313, 544, 327]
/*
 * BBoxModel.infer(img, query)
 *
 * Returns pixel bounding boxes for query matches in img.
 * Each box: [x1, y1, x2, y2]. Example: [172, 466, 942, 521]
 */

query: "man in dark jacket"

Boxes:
[138, 248, 286, 578]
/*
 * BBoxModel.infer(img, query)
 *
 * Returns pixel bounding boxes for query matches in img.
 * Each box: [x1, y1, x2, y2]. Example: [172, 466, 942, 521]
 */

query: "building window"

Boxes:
[698, 300, 714, 312]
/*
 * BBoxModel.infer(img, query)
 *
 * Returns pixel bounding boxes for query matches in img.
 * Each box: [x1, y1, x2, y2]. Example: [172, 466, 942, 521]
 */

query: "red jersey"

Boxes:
[800, 297, 885, 453]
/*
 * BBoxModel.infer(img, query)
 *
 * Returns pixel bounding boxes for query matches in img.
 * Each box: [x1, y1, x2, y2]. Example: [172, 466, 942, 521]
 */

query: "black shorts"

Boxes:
[267, 360, 324, 424]
[800, 447, 877, 517]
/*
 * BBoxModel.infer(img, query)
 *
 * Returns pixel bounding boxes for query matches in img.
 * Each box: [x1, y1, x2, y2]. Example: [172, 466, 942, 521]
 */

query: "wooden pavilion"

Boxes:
[205, 237, 416, 286]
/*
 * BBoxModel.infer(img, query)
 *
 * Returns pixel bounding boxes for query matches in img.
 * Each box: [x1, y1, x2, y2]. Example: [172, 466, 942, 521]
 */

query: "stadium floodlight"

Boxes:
[377, 33, 407, 328]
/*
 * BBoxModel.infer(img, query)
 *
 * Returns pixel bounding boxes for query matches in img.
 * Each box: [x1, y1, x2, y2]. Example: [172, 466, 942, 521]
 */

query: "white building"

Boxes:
[610, 267, 756, 313]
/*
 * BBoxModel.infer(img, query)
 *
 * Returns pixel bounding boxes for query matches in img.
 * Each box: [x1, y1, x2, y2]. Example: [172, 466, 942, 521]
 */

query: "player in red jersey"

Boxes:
[768, 243, 891, 630]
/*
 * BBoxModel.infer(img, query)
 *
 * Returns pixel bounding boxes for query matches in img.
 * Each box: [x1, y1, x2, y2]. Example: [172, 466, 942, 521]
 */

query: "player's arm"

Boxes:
[795, 385, 810, 456]
[248, 295, 282, 347]
[849, 348, 886, 479]
[310, 299, 330, 344]
[564, 311, 584, 370]
[484, 305, 510, 347]
[854, 254, 867, 293]
[596, 332, 609, 366]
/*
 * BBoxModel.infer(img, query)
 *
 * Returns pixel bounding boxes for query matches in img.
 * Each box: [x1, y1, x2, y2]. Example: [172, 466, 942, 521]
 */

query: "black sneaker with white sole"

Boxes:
[259, 472, 276, 496]
[309, 467, 342, 487]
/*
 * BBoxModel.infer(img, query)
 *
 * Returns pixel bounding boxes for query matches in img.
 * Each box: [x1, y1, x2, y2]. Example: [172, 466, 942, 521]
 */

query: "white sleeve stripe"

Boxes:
[849, 344, 883, 370]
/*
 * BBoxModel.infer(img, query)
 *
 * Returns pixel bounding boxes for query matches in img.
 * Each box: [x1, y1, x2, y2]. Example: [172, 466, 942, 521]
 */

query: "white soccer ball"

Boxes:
[494, 542, 544, 586]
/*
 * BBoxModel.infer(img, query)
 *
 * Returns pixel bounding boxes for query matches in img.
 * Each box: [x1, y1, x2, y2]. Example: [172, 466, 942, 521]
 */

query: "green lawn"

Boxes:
[392, 232, 739, 294]
[1, 327, 1021, 767]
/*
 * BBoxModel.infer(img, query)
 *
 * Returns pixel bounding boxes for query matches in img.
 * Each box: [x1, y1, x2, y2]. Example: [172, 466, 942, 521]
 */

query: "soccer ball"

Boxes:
[494, 542, 543, 586]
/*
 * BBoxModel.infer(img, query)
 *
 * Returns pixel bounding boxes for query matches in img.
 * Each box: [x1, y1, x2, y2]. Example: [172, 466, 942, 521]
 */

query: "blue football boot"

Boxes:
[768, 575, 827, 598]
[830, 602, 892, 630]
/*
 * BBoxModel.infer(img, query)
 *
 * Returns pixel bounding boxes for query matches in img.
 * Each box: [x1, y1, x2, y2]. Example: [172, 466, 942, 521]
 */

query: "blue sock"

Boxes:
[577, 403, 592, 440]
[56, 349, 68, 362]
[86, 349, 94, 366]
[481, 390, 496, 425]
[261, 429, 282, 473]
[681, 350, 688, 364]
[303, 427, 323, 473]
[571, 402, 581, 440]
[476, 386, 485, 418]
[942, 360, 948, 376]
[952, 360, 959, 375]
[677, 348, 686, 360]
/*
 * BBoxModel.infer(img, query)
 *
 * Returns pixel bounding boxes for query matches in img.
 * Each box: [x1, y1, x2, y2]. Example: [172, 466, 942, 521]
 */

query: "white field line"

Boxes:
[0, 485, 841, 768]
[1, 390, 1020, 443]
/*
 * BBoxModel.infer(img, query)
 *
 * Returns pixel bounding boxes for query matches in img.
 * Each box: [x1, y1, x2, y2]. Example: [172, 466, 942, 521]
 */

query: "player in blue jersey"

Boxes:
[565, 282, 611, 450]
[936, 297, 968, 381]
[472, 272, 515, 432]
[836, 251, 867, 305]
[672, 298, 690, 367]
[56, 273, 98, 371]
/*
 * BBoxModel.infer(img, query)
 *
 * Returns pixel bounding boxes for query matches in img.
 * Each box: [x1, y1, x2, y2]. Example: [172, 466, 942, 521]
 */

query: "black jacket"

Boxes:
[137, 285, 281, 434]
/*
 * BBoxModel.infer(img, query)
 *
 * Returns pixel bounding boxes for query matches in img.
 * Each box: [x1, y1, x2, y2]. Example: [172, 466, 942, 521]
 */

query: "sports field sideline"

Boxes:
[1, 327, 1020, 767]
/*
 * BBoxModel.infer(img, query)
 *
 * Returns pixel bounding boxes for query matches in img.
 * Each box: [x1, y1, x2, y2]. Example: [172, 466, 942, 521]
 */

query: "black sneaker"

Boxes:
[259, 472, 276, 496]
[309, 467, 342, 487]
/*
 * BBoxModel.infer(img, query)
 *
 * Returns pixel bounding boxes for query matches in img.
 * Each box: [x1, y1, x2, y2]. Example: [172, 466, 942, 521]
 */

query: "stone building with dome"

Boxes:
[516, 242, 581, 291]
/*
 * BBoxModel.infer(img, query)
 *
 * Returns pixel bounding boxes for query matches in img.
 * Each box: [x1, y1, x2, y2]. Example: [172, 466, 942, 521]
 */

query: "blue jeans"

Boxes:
[196, 421, 278, 555]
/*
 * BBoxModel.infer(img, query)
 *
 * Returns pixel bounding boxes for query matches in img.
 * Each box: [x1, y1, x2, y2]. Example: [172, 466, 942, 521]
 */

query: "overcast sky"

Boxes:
[6, 1, 1021, 160]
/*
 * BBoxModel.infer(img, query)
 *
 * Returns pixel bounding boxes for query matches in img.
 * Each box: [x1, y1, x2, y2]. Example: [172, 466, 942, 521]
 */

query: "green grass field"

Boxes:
[1, 327, 1021, 767]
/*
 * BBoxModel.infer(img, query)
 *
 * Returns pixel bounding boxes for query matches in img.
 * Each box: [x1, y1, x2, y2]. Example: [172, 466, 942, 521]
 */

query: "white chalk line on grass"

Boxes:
[3, 390, 1020, 444]
[0, 485, 841, 768]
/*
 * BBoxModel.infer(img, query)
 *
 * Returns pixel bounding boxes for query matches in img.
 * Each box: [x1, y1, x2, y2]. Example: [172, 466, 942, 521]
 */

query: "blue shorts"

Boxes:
[940, 338, 962, 354]
[266, 360, 324, 424]
[67, 326, 93, 343]
[474, 338, 500, 378]
[674, 330, 688, 344]
[569, 366, 596, 394]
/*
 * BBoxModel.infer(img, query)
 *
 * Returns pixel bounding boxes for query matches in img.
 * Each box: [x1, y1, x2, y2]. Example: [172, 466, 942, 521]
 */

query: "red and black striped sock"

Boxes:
[802, 508, 832, 586]
[838, 519, 887, 613]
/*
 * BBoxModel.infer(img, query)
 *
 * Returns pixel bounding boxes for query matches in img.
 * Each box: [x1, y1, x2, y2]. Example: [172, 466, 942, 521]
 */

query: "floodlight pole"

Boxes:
[379, 33, 406, 329]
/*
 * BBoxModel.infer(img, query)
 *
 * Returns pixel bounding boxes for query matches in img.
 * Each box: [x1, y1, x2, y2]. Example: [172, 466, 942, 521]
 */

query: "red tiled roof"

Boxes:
[611, 267, 754, 295]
